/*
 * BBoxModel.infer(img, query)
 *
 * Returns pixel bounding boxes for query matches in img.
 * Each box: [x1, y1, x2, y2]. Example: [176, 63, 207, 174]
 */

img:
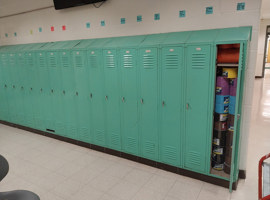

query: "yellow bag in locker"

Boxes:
[222, 68, 237, 78]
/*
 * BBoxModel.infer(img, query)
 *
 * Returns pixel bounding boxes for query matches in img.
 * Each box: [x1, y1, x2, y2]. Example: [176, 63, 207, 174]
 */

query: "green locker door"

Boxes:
[2, 53, 12, 122]
[184, 44, 212, 173]
[139, 47, 159, 161]
[16, 53, 26, 125]
[8, 53, 18, 123]
[160, 46, 183, 167]
[47, 51, 62, 134]
[24, 52, 36, 128]
[0, 54, 9, 121]
[103, 49, 121, 150]
[36, 52, 51, 131]
[62, 51, 76, 139]
[73, 50, 91, 142]
[88, 49, 106, 146]
[120, 49, 139, 155]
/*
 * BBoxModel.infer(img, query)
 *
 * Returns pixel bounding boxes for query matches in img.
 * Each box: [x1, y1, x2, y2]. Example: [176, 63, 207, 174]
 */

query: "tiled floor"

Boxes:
[0, 72, 270, 200]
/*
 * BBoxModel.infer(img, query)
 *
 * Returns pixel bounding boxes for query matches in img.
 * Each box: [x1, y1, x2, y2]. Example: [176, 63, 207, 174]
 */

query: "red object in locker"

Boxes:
[51, 26, 54, 32]
[62, 25, 66, 31]
[217, 48, 240, 63]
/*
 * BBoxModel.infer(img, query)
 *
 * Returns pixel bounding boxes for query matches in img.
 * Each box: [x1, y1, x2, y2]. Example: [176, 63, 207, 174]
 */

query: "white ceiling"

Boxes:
[0, 0, 53, 18]
[261, 0, 270, 19]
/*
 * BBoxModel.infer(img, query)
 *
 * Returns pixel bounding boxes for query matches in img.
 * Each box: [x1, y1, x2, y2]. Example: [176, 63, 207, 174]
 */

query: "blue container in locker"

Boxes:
[216, 95, 229, 105]
[215, 104, 229, 114]
[229, 96, 236, 114]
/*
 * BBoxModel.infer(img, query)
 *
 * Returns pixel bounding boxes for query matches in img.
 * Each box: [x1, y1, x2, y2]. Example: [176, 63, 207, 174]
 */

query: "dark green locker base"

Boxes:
[0, 119, 243, 190]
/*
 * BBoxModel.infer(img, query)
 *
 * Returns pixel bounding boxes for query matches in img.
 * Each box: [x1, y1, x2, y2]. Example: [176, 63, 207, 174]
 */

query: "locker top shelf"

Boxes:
[40, 40, 81, 50]
[103, 35, 146, 48]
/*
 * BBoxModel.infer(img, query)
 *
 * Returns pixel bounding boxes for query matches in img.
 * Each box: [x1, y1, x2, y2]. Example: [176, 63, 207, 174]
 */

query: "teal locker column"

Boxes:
[139, 48, 159, 161]
[120, 49, 139, 155]
[24, 52, 36, 128]
[8, 53, 18, 123]
[0, 54, 9, 121]
[88, 49, 106, 146]
[62, 51, 76, 139]
[73, 50, 91, 142]
[36, 52, 51, 131]
[47, 51, 62, 134]
[16, 53, 26, 125]
[160, 46, 183, 167]
[2, 53, 11, 121]
[103, 49, 121, 150]
[184, 45, 212, 173]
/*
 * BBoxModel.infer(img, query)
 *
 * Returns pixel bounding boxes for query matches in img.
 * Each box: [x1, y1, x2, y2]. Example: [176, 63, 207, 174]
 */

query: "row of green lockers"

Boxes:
[0, 27, 251, 178]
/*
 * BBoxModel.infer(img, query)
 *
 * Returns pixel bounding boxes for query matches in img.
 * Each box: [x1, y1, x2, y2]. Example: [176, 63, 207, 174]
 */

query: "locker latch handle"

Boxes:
[12, 85, 15, 89]
[122, 97, 125, 103]
[105, 95, 108, 100]
[21, 86, 24, 90]
[63, 90, 65, 95]
[186, 103, 189, 110]
[141, 98, 144, 104]
[30, 88, 33, 91]
[162, 101, 165, 107]
[51, 89, 54, 93]
[4, 84, 7, 88]
[76, 92, 78, 96]
[40, 88, 42, 92]
[90, 93, 92, 99]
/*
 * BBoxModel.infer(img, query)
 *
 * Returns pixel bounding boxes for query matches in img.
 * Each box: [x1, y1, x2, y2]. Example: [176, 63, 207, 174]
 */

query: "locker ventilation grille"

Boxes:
[123, 55, 133, 68]
[75, 56, 83, 68]
[95, 130, 104, 143]
[106, 55, 115, 68]
[28, 56, 34, 67]
[164, 146, 177, 161]
[165, 55, 179, 69]
[56, 122, 65, 133]
[111, 133, 120, 146]
[39, 56, 46, 67]
[18, 56, 25, 67]
[188, 151, 201, 166]
[62, 56, 69, 67]
[79, 127, 89, 139]
[191, 54, 206, 68]
[145, 141, 155, 156]
[10, 56, 16, 67]
[89, 55, 98, 68]
[127, 137, 137, 151]
[143, 55, 155, 69]
[49, 56, 57, 67]
[69, 126, 77, 137]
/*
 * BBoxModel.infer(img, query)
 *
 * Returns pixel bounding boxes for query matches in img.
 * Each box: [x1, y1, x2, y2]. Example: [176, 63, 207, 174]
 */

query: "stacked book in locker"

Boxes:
[213, 77, 229, 171]
[213, 70, 238, 172]
[224, 78, 237, 174]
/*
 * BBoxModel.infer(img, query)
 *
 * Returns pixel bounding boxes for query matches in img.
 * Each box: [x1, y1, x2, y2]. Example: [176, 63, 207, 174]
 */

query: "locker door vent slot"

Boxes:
[89, 55, 98, 68]
[111, 133, 120, 146]
[106, 54, 115, 68]
[143, 55, 155, 69]
[127, 137, 137, 151]
[28, 56, 34, 67]
[75, 56, 83, 67]
[49, 55, 57, 67]
[191, 53, 206, 69]
[165, 54, 179, 69]
[46, 129, 55, 133]
[144, 141, 155, 155]
[39, 56, 46, 67]
[62, 56, 69, 67]
[123, 54, 133, 68]
[95, 130, 104, 142]
[188, 151, 201, 166]
[164, 146, 177, 161]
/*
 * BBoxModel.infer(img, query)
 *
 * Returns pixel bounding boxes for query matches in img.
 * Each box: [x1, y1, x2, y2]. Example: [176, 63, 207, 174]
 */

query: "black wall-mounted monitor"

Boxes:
[53, 0, 106, 10]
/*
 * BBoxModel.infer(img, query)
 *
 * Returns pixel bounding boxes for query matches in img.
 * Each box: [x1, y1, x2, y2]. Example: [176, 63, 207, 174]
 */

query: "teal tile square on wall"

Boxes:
[137, 15, 142, 22]
[121, 18, 126, 24]
[5, 33, 8, 37]
[86, 22, 90, 28]
[206, 6, 213, 14]
[237, 2, 245, 11]
[39, 27, 42, 32]
[179, 10, 186, 18]
[14, 32, 17, 37]
[101, 20, 105, 26]
[154, 13, 160, 20]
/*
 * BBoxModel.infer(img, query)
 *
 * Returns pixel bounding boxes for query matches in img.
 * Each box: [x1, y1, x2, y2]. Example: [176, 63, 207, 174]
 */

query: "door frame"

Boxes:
[257, 25, 270, 78]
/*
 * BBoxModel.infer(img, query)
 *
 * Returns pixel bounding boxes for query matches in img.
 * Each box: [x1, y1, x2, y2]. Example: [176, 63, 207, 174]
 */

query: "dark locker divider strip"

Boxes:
[0, 120, 241, 190]
[46, 129, 55, 133]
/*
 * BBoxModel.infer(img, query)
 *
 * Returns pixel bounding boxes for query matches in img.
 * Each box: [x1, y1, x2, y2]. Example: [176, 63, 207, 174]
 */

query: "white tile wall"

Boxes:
[0, 0, 263, 171]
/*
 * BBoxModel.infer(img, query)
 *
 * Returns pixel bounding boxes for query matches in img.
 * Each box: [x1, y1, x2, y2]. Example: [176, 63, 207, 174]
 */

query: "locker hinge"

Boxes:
[237, 114, 240, 120]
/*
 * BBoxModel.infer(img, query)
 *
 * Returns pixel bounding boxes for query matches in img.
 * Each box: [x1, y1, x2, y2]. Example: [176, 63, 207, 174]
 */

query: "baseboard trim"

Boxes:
[0, 120, 239, 190]
[239, 170, 246, 179]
